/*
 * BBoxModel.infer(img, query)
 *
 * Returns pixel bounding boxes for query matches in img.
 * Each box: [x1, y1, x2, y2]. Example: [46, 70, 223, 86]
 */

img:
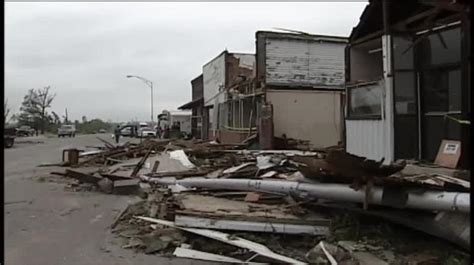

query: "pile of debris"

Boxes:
[44, 138, 470, 264]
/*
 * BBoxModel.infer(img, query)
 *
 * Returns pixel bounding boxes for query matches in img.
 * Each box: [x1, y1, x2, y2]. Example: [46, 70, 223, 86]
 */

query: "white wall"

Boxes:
[344, 35, 394, 164]
[267, 89, 343, 148]
[171, 114, 191, 134]
[203, 52, 226, 133]
[349, 38, 383, 81]
[265, 39, 346, 87]
[346, 119, 386, 161]
[203, 52, 226, 107]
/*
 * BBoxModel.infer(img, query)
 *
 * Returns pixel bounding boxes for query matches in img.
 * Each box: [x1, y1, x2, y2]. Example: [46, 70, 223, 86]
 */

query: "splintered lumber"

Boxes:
[174, 215, 330, 235]
[99, 173, 133, 181]
[136, 217, 306, 265]
[131, 147, 154, 177]
[96, 137, 116, 149]
[113, 179, 140, 195]
[145, 169, 210, 179]
[64, 169, 102, 184]
[172, 247, 262, 264]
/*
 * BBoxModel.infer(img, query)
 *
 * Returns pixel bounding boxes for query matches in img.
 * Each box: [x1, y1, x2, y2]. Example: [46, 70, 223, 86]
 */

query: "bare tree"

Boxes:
[34, 86, 56, 134]
[18, 86, 56, 134]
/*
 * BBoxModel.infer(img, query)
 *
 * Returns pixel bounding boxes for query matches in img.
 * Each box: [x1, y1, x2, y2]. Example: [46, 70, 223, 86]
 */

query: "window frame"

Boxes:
[346, 80, 384, 120]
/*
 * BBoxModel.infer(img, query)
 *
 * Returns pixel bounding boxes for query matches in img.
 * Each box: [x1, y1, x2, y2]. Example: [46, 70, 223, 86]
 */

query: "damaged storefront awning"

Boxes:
[178, 97, 203, 110]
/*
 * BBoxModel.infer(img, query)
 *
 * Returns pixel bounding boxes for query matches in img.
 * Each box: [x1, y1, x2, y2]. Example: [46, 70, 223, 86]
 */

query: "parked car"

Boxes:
[4, 127, 16, 148]
[120, 127, 132, 137]
[16, 125, 35, 137]
[99, 129, 106, 133]
[137, 127, 157, 138]
[58, 125, 76, 137]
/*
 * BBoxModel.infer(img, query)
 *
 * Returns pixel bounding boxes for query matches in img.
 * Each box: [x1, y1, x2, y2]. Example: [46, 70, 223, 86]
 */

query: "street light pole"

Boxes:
[126, 75, 154, 125]
[150, 82, 154, 124]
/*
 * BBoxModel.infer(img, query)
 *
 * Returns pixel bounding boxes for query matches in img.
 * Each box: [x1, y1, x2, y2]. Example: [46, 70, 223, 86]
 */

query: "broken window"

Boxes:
[393, 37, 414, 70]
[422, 68, 461, 112]
[348, 82, 382, 118]
[349, 38, 383, 82]
[218, 96, 262, 129]
[418, 27, 461, 68]
[394, 72, 417, 114]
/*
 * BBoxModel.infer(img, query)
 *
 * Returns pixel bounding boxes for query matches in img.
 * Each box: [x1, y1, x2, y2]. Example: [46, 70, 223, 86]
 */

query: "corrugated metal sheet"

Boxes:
[265, 39, 345, 87]
[346, 119, 386, 161]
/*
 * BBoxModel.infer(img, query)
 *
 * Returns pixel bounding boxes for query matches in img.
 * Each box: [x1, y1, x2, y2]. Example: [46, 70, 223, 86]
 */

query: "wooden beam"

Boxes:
[424, 0, 468, 12]
[350, 29, 384, 46]
[392, 7, 440, 31]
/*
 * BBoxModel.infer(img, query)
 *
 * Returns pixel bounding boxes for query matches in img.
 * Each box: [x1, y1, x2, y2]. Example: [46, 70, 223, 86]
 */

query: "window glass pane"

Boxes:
[448, 69, 461, 111]
[394, 72, 416, 114]
[422, 70, 448, 112]
[349, 83, 382, 116]
[418, 27, 461, 68]
[393, 37, 414, 69]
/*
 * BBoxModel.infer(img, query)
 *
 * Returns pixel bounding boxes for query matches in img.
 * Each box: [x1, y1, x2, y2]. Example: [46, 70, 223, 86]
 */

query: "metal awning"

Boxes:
[178, 97, 203, 110]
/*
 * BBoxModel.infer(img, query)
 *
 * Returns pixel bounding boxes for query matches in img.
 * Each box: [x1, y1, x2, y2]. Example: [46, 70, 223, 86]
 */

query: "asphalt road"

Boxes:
[4, 134, 205, 265]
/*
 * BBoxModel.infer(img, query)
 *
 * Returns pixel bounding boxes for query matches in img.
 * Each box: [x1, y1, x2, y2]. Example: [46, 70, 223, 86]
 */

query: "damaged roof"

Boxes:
[256, 30, 348, 43]
[349, 0, 470, 42]
[178, 97, 203, 110]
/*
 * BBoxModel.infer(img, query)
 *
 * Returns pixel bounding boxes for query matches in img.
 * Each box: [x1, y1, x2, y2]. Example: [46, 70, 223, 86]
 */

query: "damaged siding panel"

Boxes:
[233, 53, 255, 70]
[203, 53, 226, 133]
[346, 119, 385, 161]
[268, 89, 343, 148]
[203, 53, 226, 107]
[226, 53, 255, 87]
[265, 39, 346, 88]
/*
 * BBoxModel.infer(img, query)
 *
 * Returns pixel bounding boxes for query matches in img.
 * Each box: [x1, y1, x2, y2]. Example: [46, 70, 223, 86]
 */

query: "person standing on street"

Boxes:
[114, 125, 121, 144]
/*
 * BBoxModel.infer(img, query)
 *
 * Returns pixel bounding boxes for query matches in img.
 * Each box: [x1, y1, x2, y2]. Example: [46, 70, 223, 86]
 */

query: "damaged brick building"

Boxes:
[178, 74, 204, 139]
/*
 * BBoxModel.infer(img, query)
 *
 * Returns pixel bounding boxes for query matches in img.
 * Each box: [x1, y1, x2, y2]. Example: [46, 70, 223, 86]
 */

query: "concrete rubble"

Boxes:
[44, 138, 470, 264]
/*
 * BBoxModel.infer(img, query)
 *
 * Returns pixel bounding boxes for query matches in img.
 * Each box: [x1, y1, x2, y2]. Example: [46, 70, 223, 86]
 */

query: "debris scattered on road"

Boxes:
[42, 138, 470, 263]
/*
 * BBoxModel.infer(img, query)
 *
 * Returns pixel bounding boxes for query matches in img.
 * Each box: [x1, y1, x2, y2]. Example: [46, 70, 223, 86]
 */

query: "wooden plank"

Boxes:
[174, 215, 330, 236]
[174, 210, 330, 226]
[64, 169, 102, 184]
[147, 169, 210, 178]
[96, 137, 115, 149]
[137, 217, 306, 265]
[173, 247, 265, 264]
[130, 147, 153, 177]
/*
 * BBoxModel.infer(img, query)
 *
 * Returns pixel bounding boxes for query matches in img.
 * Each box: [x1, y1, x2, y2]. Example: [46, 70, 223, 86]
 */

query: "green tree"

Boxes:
[51, 111, 61, 125]
[77, 118, 112, 134]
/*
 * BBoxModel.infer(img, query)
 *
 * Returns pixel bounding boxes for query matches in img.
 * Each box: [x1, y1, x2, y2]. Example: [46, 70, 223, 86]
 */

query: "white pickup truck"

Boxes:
[137, 127, 157, 138]
[58, 125, 76, 138]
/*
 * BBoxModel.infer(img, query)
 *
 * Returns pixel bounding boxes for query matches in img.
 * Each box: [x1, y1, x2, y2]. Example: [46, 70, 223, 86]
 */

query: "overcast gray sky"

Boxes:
[5, 2, 367, 122]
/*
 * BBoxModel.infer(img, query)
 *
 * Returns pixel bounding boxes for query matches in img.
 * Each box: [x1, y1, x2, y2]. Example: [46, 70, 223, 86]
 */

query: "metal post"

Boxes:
[150, 82, 154, 125]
